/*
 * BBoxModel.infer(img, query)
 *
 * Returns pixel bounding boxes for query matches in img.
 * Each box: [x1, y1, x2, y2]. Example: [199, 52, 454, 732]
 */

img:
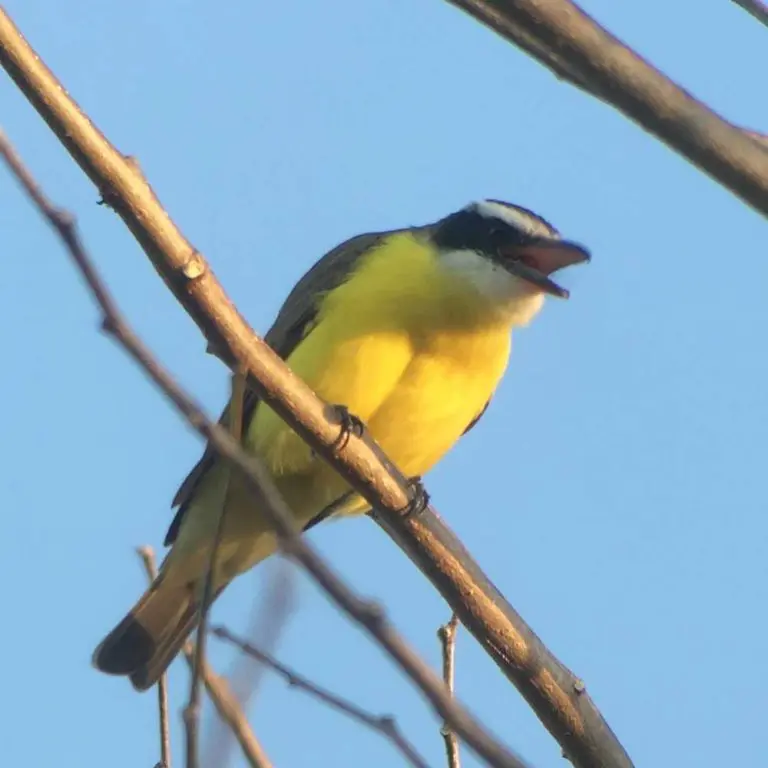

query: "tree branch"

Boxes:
[185, 368, 247, 768]
[205, 561, 295, 768]
[137, 546, 172, 768]
[136, 547, 273, 768]
[446, 0, 768, 217]
[733, 0, 768, 29]
[213, 626, 431, 768]
[0, 9, 630, 767]
[438, 615, 461, 768]
[0, 129, 528, 768]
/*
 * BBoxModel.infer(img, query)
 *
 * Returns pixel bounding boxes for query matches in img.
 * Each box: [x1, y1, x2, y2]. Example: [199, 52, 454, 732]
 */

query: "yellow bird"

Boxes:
[93, 199, 589, 689]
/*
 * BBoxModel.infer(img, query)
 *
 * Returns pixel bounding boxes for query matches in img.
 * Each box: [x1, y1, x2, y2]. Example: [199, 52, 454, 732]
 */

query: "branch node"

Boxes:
[123, 153, 143, 173]
[96, 185, 122, 211]
[359, 599, 386, 626]
[180, 250, 207, 281]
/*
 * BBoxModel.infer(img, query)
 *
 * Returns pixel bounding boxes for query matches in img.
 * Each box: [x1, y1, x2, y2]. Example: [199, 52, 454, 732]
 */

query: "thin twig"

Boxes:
[0, 130, 528, 768]
[733, 0, 768, 28]
[185, 368, 247, 768]
[137, 546, 273, 768]
[213, 626, 431, 768]
[0, 13, 633, 768]
[438, 615, 461, 768]
[137, 546, 172, 768]
[206, 560, 296, 768]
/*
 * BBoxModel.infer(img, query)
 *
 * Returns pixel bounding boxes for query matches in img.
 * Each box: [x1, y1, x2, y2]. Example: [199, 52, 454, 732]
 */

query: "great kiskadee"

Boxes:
[93, 199, 589, 689]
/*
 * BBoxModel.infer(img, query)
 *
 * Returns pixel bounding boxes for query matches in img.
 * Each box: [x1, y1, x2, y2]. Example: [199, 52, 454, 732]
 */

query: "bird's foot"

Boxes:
[330, 404, 365, 452]
[401, 476, 430, 519]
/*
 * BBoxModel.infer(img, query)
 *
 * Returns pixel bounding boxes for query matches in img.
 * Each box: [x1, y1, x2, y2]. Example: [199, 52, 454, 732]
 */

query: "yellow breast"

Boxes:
[249, 233, 513, 492]
[366, 325, 510, 478]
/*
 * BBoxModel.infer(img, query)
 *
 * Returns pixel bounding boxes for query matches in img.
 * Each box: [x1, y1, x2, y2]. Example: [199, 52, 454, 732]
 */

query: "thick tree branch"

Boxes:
[447, 0, 768, 217]
[0, 10, 630, 768]
[0, 130, 529, 768]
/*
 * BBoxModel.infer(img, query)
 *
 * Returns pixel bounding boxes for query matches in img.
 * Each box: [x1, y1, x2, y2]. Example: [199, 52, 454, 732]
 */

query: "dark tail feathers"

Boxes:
[93, 581, 198, 691]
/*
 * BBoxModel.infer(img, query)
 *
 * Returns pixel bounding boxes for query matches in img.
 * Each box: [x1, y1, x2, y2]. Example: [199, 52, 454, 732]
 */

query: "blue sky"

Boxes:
[2, 1, 767, 767]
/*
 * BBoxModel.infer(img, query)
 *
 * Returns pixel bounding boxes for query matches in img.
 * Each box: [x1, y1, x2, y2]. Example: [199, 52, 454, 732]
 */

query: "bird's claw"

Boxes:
[330, 404, 365, 452]
[402, 476, 430, 519]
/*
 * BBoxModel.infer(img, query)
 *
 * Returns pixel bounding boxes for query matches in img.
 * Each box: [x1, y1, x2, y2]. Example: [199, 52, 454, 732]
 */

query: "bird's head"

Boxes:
[431, 199, 590, 326]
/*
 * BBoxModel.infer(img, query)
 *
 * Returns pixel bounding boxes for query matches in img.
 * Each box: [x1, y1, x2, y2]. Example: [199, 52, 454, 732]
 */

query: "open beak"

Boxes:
[500, 239, 590, 299]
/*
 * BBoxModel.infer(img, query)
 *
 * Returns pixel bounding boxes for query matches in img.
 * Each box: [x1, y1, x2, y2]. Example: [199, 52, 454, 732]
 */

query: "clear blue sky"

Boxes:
[2, 1, 767, 767]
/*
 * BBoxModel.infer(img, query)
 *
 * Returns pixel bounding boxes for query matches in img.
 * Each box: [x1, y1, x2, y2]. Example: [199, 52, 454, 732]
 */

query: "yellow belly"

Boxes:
[247, 233, 516, 521]
[249, 327, 511, 519]
[367, 331, 510, 475]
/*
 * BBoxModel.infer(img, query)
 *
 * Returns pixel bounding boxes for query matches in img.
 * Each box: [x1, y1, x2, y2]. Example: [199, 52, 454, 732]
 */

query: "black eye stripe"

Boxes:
[433, 209, 538, 257]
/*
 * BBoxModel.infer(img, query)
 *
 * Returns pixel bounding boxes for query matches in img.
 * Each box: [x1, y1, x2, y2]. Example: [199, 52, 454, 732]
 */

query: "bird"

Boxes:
[93, 198, 590, 690]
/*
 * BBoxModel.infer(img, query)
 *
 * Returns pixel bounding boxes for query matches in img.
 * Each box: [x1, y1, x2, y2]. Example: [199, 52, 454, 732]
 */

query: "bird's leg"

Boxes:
[402, 476, 430, 519]
[330, 404, 365, 452]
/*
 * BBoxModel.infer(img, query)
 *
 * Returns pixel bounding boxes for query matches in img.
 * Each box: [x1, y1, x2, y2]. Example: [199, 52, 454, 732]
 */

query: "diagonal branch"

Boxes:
[0, 9, 631, 768]
[213, 626, 431, 768]
[446, 0, 768, 217]
[0, 129, 529, 768]
[733, 0, 768, 29]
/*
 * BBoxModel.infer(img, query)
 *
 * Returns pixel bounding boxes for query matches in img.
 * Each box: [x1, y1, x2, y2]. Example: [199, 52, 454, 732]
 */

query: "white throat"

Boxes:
[440, 249, 545, 327]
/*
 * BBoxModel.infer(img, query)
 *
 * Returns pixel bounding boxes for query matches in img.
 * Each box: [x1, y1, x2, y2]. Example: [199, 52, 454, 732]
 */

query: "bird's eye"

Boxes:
[488, 227, 510, 253]
[489, 227, 506, 243]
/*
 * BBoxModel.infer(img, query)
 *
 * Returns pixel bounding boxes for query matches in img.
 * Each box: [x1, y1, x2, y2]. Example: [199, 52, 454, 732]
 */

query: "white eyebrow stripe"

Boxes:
[473, 200, 559, 239]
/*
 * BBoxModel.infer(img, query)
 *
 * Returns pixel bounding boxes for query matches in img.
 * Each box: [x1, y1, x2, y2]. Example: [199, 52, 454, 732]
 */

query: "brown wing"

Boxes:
[164, 230, 399, 546]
